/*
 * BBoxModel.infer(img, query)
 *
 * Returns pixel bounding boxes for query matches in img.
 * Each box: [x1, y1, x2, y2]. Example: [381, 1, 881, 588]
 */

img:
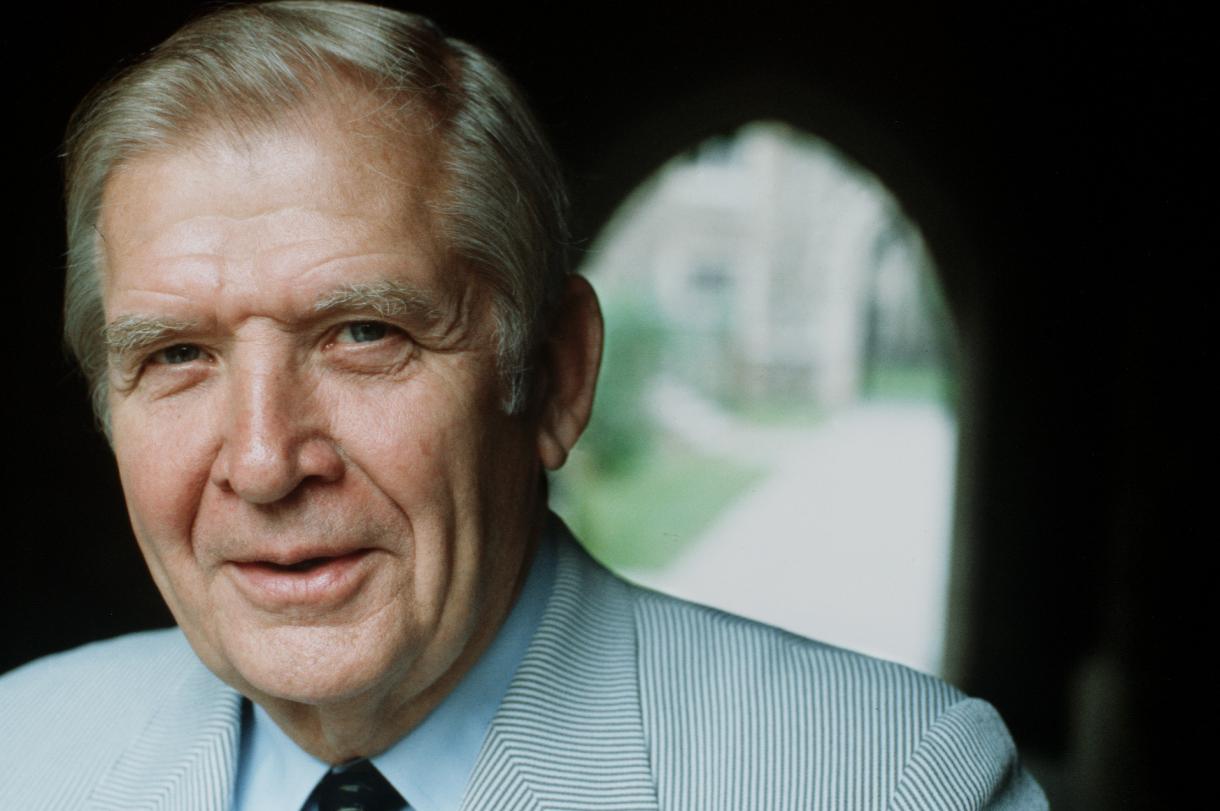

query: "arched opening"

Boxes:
[554, 121, 959, 674]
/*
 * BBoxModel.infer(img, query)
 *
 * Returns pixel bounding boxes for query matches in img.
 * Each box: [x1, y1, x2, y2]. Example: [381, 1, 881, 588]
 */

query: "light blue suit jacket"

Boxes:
[1, 534, 1046, 809]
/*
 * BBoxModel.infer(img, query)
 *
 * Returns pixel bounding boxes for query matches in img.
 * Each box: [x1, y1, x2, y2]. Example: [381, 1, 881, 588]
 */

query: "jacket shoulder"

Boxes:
[4, 627, 192, 681]
[1, 628, 200, 713]
[631, 582, 963, 721]
[0, 629, 214, 806]
[628, 585, 1045, 809]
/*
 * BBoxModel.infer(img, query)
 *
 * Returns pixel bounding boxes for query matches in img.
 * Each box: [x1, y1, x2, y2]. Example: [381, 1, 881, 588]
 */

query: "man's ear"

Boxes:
[535, 274, 603, 471]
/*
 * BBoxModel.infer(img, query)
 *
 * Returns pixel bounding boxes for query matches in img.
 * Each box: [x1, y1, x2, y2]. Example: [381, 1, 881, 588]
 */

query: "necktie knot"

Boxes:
[310, 759, 406, 811]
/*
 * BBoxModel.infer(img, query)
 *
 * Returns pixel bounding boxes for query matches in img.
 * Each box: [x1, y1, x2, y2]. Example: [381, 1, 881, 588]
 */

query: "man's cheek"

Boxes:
[115, 422, 218, 583]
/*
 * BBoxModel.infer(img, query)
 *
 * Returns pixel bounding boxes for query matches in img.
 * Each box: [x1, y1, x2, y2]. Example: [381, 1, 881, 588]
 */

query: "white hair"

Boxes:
[63, 0, 570, 426]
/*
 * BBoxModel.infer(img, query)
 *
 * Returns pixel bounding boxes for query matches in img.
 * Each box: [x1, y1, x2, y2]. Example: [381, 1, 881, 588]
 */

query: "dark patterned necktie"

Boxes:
[310, 759, 407, 811]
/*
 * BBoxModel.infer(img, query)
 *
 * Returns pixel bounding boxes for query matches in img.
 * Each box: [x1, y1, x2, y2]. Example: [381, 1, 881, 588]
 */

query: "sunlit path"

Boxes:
[620, 402, 956, 675]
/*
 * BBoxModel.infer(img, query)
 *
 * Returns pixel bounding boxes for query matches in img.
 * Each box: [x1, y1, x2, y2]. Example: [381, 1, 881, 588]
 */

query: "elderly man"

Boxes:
[1, 2, 1044, 809]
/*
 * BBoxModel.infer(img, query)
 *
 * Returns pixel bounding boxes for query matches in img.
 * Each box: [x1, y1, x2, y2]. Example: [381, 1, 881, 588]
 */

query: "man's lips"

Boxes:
[225, 548, 376, 609]
[227, 542, 372, 567]
[258, 556, 346, 573]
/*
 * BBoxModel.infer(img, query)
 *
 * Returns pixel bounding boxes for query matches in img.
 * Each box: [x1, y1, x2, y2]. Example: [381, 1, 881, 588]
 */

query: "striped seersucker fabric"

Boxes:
[462, 532, 1045, 811]
[0, 630, 241, 810]
[0, 525, 1046, 809]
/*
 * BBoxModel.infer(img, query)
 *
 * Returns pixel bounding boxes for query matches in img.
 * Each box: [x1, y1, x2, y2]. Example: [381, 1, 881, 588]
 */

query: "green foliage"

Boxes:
[580, 294, 667, 475]
[863, 364, 954, 404]
[554, 289, 762, 571]
[555, 445, 763, 571]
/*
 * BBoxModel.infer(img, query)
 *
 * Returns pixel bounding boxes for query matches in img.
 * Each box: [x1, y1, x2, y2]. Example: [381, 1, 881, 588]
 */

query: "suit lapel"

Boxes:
[461, 531, 660, 811]
[88, 656, 243, 811]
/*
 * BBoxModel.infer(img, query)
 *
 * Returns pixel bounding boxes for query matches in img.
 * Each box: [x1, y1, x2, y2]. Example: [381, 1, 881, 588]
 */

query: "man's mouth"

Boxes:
[266, 555, 344, 573]
[227, 549, 375, 609]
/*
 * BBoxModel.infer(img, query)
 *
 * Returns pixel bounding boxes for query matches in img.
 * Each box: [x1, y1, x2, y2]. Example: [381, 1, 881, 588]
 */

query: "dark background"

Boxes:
[6, 3, 1204, 807]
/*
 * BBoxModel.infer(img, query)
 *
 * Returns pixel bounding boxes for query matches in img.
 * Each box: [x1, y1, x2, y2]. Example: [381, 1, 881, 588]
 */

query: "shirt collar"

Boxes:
[234, 526, 557, 811]
[234, 700, 330, 811]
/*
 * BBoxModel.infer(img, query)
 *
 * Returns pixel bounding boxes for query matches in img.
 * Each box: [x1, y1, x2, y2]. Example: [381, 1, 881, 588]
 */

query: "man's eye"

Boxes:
[154, 344, 202, 365]
[340, 322, 391, 343]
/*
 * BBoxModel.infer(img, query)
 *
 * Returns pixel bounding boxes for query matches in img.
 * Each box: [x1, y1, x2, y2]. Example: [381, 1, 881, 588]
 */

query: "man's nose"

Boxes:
[211, 363, 344, 504]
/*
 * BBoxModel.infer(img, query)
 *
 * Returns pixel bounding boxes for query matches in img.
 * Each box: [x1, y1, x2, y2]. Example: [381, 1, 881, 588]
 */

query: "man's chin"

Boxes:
[205, 621, 418, 708]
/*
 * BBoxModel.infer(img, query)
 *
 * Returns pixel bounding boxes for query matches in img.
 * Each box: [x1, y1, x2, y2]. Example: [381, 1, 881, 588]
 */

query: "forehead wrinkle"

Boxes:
[100, 129, 409, 254]
[139, 211, 381, 263]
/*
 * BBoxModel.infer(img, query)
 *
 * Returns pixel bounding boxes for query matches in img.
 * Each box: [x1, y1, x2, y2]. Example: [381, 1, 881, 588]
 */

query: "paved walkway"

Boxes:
[620, 392, 956, 675]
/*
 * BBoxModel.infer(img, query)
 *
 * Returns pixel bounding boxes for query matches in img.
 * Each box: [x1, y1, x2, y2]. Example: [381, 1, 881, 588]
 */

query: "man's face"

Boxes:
[99, 104, 545, 712]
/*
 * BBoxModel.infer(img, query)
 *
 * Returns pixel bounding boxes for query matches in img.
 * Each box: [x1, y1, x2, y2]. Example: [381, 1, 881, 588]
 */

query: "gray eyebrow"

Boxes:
[103, 315, 199, 358]
[312, 281, 446, 325]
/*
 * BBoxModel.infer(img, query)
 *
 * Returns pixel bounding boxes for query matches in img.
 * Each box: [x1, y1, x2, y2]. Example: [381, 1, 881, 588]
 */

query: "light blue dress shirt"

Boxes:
[232, 534, 556, 811]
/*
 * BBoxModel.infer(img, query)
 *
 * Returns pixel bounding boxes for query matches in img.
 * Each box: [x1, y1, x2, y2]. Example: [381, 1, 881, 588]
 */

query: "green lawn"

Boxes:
[553, 447, 764, 571]
[864, 364, 955, 404]
[727, 398, 824, 428]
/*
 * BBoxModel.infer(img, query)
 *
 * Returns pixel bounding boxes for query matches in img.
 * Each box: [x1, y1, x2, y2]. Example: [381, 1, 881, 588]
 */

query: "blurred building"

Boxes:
[583, 122, 946, 413]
